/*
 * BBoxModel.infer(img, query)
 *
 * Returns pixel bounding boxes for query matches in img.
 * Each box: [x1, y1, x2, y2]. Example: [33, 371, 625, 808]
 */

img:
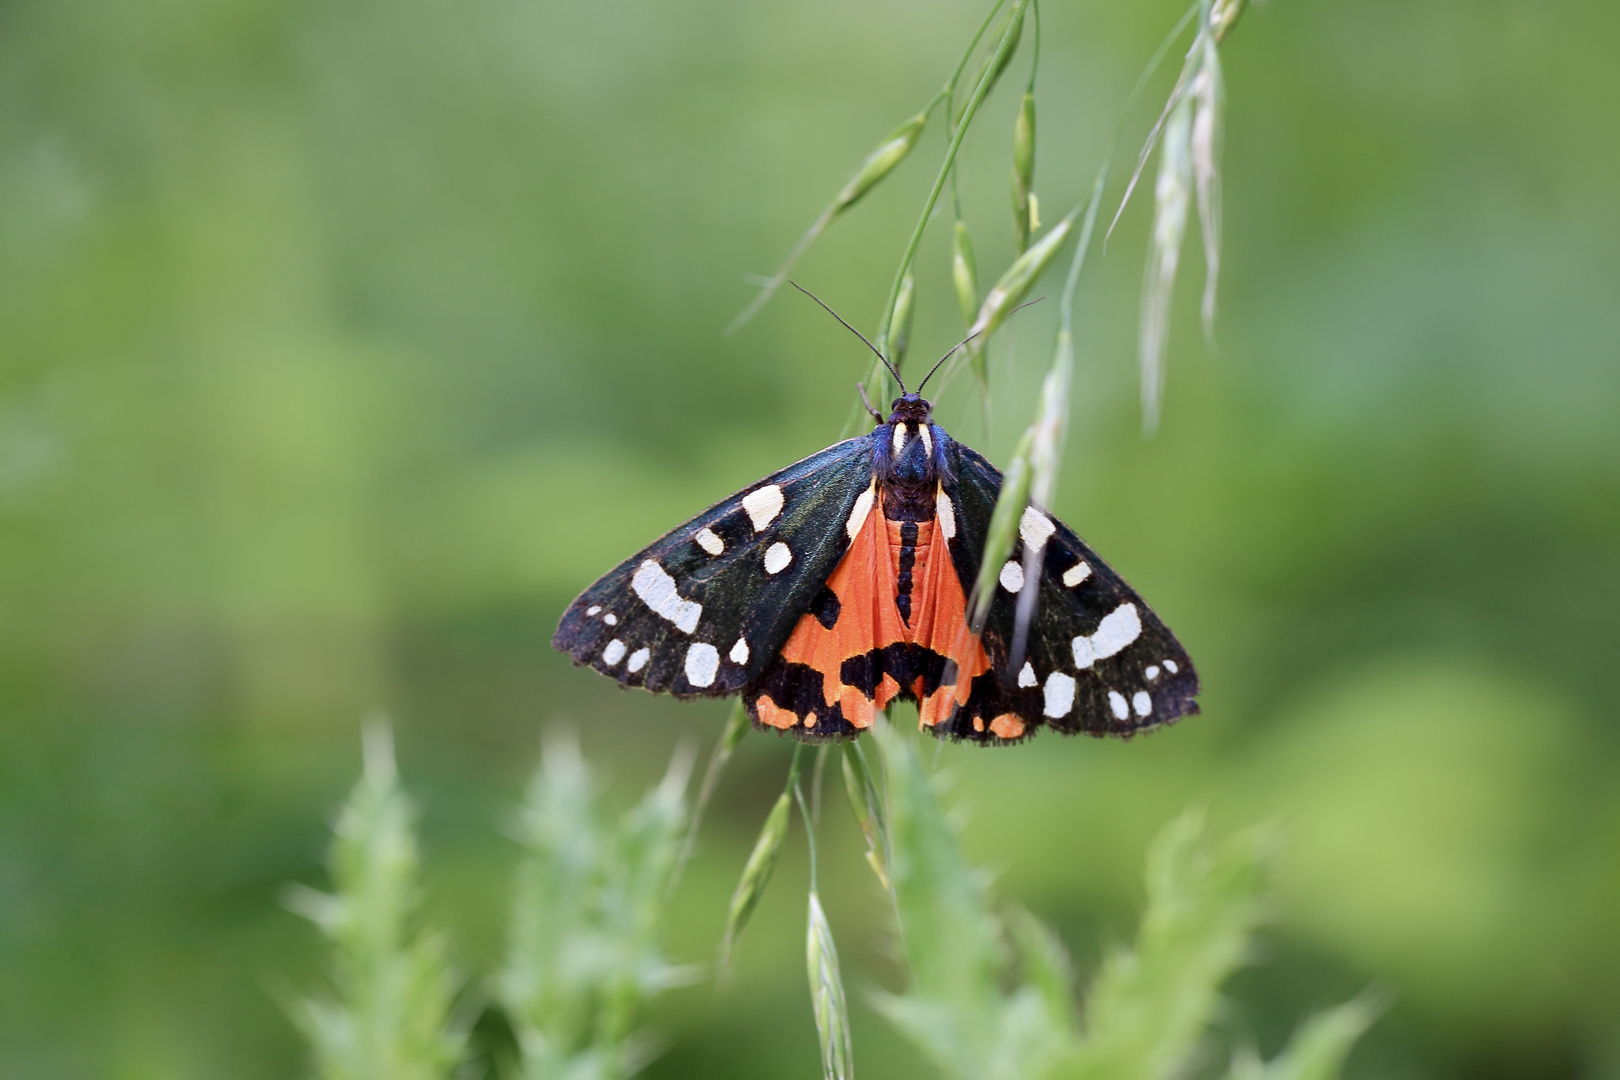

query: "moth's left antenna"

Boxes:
[789, 280, 906, 393]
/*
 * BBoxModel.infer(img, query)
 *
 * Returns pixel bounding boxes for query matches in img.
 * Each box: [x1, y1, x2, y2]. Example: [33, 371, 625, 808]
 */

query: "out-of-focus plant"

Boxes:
[290, 727, 695, 1080]
[868, 718, 1379, 1080]
[286, 723, 468, 1080]
[497, 732, 696, 1080]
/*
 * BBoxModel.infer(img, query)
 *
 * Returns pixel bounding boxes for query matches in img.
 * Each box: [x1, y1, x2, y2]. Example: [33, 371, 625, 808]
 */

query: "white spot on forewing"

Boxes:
[685, 643, 720, 688]
[1146, 665, 1161, 681]
[729, 636, 749, 665]
[742, 485, 784, 531]
[764, 542, 792, 574]
[631, 560, 703, 635]
[1108, 691, 1130, 720]
[1061, 562, 1091, 588]
[1044, 672, 1076, 718]
[999, 560, 1025, 593]
[603, 639, 626, 665]
[846, 483, 875, 539]
[586, 605, 601, 616]
[1132, 691, 1153, 717]
[1020, 506, 1056, 550]
[1164, 659, 1179, 674]
[627, 648, 649, 673]
[919, 424, 932, 456]
[603, 613, 617, 626]
[694, 527, 724, 555]
[1017, 662, 1037, 688]
[935, 487, 956, 539]
[1070, 603, 1142, 669]
[892, 424, 906, 456]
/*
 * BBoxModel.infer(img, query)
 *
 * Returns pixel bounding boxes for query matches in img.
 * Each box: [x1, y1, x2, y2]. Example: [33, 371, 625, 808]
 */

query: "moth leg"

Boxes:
[857, 382, 884, 424]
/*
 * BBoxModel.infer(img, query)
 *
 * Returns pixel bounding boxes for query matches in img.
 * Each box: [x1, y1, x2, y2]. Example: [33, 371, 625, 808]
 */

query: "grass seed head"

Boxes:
[1189, 41, 1225, 341]
[807, 892, 854, 1080]
[841, 747, 889, 889]
[832, 111, 928, 218]
[890, 271, 917, 369]
[720, 786, 793, 968]
[951, 219, 979, 327]
[1212, 0, 1249, 43]
[975, 7, 1026, 104]
[1139, 93, 1193, 435]
[968, 216, 1072, 343]
[1012, 90, 1037, 252]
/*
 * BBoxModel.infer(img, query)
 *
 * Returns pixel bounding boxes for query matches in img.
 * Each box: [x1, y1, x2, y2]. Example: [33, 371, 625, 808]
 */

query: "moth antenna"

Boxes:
[915, 297, 1046, 396]
[913, 296, 1049, 396]
[790, 280, 906, 392]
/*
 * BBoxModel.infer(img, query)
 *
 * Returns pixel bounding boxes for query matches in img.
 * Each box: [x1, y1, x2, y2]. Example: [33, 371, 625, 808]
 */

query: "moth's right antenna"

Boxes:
[914, 297, 1046, 396]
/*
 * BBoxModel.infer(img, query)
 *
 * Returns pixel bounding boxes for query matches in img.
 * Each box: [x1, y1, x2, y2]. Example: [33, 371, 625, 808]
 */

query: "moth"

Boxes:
[553, 339, 1198, 745]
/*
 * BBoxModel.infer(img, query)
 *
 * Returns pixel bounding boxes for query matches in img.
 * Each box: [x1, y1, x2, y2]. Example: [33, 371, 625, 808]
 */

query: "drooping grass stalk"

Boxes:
[1107, 0, 1249, 432]
[286, 723, 467, 1080]
[967, 0, 1209, 650]
[727, 1, 1012, 339]
[867, 0, 1035, 400]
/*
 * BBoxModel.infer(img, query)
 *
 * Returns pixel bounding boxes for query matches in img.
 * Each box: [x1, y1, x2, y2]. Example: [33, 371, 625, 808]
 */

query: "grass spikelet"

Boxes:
[728, 111, 929, 335]
[288, 722, 466, 1080]
[951, 219, 980, 326]
[841, 743, 890, 890]
[967, 214, 1073, 344]
[972, 5, 1026, 106]
[1190, 34, 1225, 341]
[890, 271, 918, 370]
[1012, 90, 1037, 253]
[1139, 91, 1193, 435]
[1212, 0, 1249, 42]
[806, 892, 854, 1080]
[720, 748, 801, 968]
[1108, 0, 1246, 433]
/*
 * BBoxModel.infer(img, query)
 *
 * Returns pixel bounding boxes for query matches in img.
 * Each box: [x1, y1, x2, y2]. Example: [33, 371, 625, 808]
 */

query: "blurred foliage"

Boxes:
[1, 0, 1618, 1078]
[296, 731, 691, 1080]
[498, 734, 693, 1080]
[288, 725, 466, 1080]
[872, 718, 1374, 1080]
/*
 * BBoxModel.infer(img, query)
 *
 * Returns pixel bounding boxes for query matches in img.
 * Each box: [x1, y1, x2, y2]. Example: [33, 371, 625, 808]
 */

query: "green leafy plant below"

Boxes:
[289, 720, 1376, 1080]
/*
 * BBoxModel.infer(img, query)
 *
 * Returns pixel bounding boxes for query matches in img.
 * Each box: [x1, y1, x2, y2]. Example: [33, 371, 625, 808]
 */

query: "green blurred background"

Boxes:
[2, 0, 1618, 1076]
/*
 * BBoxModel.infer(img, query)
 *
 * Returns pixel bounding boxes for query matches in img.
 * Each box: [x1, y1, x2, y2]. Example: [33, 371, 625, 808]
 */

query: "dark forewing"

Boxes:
[552, 436, 876, 697]
[935, 445, 1199, 742]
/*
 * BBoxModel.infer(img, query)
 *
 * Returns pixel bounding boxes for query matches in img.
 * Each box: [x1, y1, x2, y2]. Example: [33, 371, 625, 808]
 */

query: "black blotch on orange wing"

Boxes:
[838, 644, 951, 701]
[812, 585, 841, 630]
[744, 660, 865, 743]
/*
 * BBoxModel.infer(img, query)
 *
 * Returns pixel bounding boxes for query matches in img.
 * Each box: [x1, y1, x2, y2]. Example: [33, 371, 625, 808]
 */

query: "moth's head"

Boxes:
[879, 394, 945, 487]
[886, 393, 932, 425]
